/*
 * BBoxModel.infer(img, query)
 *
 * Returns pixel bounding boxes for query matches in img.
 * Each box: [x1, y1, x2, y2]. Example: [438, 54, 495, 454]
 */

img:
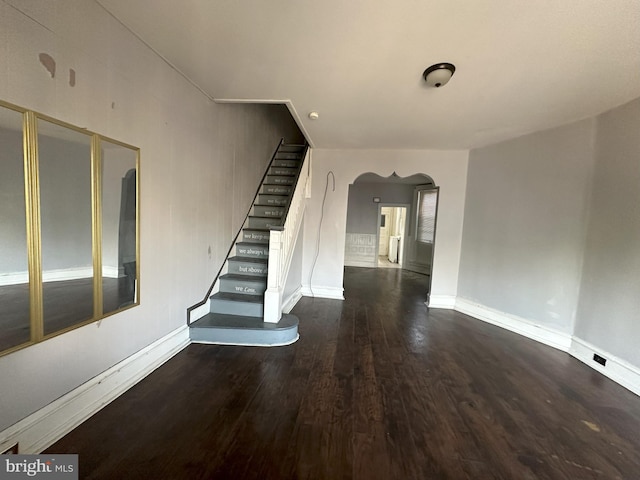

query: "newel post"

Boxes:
[264, 228, 283, 323]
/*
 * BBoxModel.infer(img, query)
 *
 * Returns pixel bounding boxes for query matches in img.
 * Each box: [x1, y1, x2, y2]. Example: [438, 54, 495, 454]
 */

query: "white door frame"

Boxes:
[375, 203, 411, 266]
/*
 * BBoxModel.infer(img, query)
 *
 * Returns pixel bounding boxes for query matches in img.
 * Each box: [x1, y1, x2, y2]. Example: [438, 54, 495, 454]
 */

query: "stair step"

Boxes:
[228, 256, 268, 276]
[275, 152, 302, 160]
[253, 205, 285, 218]
[210, 292, 264, 317]
[219, 273, 267, 295]
[257, 194, 289, 206]
[248, 216, 282, 229]
[272, 159, 300, 168]
[262, 184, 292, 195]
[269, 166, 298, 176]
[189, 313, 299, 346]
[235, 242, 269, 258]
[279, 144, 306, 152]
[242, 228, 270, 244]
[265, 175, 295, 185]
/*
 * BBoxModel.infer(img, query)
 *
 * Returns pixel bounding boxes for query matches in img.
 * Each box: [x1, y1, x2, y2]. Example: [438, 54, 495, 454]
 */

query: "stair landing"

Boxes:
[189, 313, 299, 346]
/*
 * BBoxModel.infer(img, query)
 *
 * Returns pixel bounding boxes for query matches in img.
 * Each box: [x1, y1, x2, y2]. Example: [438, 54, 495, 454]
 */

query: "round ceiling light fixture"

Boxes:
[423, 63, 456, 88]
[308, 111, 319, 120]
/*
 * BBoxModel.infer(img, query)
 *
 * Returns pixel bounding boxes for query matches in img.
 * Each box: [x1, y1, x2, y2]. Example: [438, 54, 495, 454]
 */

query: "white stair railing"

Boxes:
[264, 148, 311, 323]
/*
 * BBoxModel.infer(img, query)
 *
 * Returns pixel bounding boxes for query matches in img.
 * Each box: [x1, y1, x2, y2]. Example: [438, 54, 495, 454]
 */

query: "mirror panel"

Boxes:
[0, 105, 30, 351]
[37, 117, 95, 336]
[101, 140, 138, 315]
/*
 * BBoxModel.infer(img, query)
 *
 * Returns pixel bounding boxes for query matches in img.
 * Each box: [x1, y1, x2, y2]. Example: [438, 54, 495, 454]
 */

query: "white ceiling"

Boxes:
[98, 0, 640, 150]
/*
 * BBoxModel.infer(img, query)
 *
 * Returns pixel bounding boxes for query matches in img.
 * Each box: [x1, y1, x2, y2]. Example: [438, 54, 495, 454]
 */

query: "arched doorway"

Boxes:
[344, 172, 439, 296]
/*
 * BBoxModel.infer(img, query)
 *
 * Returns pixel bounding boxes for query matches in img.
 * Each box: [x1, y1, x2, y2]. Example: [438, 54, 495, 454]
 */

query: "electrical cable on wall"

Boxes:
[309, 171, 335, 297]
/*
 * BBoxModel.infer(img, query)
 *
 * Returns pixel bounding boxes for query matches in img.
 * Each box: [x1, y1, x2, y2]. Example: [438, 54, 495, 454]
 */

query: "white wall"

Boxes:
[0, 0, 301, 433]
[458, 119, 596, 335]
[302, 149, 468, 302]
[575, 98, 640, 367]
[282, 220, 305, 306]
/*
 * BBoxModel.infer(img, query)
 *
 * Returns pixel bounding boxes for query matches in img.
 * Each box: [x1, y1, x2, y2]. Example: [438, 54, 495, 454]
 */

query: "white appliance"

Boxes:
[388, 236, 401, 263]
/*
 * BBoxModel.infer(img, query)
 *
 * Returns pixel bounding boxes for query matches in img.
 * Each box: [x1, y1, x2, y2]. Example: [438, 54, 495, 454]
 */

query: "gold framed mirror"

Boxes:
[0, 100, 140, 356]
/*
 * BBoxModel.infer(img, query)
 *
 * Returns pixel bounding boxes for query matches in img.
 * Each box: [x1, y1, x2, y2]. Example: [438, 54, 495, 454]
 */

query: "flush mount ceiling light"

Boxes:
[423, 63, 456, 88]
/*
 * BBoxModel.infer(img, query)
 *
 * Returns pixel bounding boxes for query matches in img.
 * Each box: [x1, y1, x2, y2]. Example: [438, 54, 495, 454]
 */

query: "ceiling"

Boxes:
[97, 0, 640, 150]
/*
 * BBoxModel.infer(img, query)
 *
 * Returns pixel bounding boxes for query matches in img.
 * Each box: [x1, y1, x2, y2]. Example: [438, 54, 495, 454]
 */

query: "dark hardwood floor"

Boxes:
[46, 267, 640, 479]
[0, 277, 134, 351]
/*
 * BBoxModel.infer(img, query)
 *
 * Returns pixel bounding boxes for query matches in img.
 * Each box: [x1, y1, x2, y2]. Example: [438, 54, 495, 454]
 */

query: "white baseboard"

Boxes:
[0, 325, 190, 454]
[569, 337, 640, 397]
[344, 259, 376, 268]
[282, 287, 303, 313]
[455, 298, 572, 352]
[427, 295, 456, 309]
[301, 285, 345, 300]
[0, 267, 123, 286]
[102, 266, 124, 278]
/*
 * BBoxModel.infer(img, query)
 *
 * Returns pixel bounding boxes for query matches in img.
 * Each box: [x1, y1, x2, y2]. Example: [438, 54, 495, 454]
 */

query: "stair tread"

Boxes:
[211, 292, 263, 303]
[236, 241, 269, 246]
[228, 255, 268, 264]
[254, 203, 287, 207]
[191, 312, 298, 331]
[220, 273, 267, 283]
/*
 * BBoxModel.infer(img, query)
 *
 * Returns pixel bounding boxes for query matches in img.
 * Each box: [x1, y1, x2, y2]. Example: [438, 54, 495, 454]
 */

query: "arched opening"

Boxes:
[344, 172, 439, 298]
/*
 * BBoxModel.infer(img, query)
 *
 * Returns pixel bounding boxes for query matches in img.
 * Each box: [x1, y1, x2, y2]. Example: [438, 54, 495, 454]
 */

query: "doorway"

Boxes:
[403, 185, 439, 278]
[377, 205, 408, 269]
[344, 172, 438, 298]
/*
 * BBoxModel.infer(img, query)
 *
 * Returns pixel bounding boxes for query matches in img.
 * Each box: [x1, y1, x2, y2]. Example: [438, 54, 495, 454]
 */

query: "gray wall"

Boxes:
[0, 125, 28, 275]
[346, 183, 415, 235]
[575, 98, 640, 367]
[458, 119, 596, 334]
[344, 182, 417, 267]
[38, 133, 93, 273]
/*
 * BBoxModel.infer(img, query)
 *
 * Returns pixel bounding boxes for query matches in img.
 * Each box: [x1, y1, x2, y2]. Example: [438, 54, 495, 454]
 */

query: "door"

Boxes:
[404, 185, 439, 276]
[378, 208, 392, 257]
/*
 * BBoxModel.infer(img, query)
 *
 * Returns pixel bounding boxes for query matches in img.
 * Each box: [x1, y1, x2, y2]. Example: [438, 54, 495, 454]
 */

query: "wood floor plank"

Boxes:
[45, 267, 640, 479]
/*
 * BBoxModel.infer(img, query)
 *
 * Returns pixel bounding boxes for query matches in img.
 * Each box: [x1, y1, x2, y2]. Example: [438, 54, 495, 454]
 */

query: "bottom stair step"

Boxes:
[210, 291, 264, 317]
[189, 313, 299, 346]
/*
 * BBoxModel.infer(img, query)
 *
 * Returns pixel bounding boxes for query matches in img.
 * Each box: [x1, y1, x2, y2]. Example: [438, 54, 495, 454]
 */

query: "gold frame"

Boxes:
[0, 99, 141, 357]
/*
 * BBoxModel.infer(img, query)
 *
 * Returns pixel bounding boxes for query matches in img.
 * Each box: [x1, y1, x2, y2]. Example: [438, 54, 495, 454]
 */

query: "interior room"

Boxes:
[1, 1, 639, 478]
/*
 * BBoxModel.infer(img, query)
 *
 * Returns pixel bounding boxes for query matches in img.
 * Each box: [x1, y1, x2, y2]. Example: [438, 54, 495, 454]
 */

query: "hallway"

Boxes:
[47, 268, 640, 479]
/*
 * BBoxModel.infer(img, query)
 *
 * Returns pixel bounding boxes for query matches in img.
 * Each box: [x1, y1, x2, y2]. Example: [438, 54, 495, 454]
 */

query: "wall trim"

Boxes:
[437, 297, 640, 398]
[569, 337, 640, 397]
[344, 260, 377, 268]
[301, 285, 345, 300]
[454, 298, 572, 352]
[0, 267, 123, 286]
[427, 295, 456, 309]
[0, 325, 190, 454]
[282, 287, 303, 314]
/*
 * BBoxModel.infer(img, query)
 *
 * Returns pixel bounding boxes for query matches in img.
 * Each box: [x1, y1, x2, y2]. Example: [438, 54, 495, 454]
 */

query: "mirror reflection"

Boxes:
[101, 140, 138, 315]
[0, 105, 30, 352]
[0, 100, 140, 356]
[37, 118, 94, 336]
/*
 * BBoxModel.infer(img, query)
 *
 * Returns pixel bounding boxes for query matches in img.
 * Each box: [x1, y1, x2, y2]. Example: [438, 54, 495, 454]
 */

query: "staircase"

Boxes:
[188, 143, 306, 346]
